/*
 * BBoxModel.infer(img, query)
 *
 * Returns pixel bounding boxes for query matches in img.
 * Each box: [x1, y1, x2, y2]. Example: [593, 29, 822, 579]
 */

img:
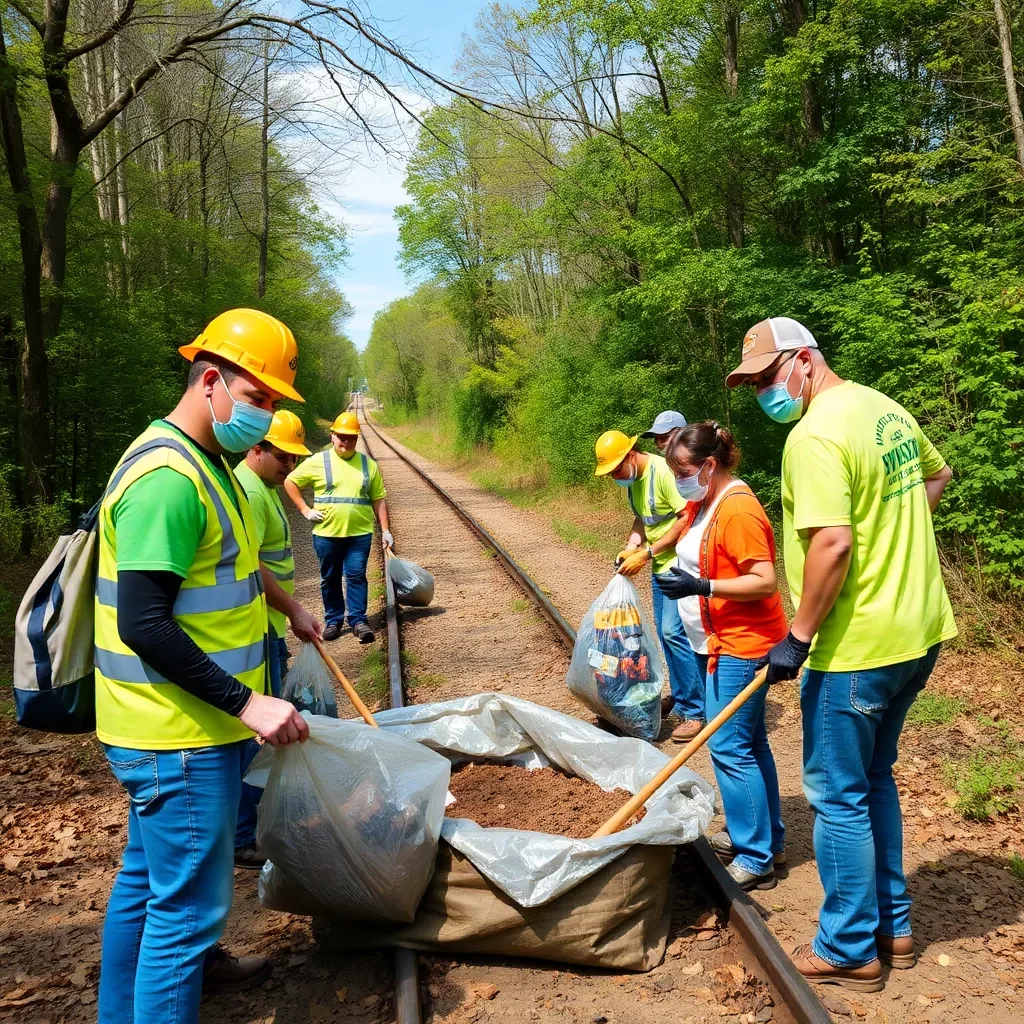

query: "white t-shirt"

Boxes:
[675, 480, 742, 653]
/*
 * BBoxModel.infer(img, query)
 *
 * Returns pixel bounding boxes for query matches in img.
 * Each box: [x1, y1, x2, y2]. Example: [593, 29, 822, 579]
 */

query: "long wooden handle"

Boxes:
[311, 636, 378, 728]
[590, 666, 770, 838]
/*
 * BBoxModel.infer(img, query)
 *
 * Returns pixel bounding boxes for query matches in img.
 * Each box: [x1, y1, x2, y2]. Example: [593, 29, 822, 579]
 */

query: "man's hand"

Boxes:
[239, 693, 309, 745]
[617, 546, 651, 577]
[654, 567, 711, 600]
[758, 631, 812, 684]
[381, 529, 394, 549]
[288, 604, 322, 643]
[304, 508, 325, 523]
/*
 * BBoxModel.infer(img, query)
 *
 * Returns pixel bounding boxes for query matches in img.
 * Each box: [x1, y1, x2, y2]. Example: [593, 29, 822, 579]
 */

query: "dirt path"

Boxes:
[368, 423, 1024, 1024]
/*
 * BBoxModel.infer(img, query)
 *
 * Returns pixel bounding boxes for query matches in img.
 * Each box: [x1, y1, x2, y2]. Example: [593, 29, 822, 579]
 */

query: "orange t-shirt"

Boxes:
[680, 484, 789, 662]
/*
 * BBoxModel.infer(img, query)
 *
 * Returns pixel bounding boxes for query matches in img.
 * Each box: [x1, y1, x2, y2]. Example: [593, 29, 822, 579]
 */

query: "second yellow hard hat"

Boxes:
[330, 411, 360, 436]
[594, 430, 638, 476]
[264, 410, 311, 456]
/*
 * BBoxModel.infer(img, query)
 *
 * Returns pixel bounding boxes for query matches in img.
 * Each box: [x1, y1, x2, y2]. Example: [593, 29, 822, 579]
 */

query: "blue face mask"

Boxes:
[756, 357, 807, 424]
[675, 464, 709, 501]
[613, 464, 636, 488]
[208, 373, 274, 452]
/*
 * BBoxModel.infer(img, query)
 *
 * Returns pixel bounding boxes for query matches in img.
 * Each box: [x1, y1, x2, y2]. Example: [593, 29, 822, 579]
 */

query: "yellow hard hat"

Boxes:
[330, 411, 360, 436]
[594, 430, 638, 476]
[263, 410, 311, 456]
[179, 308, 304, 402]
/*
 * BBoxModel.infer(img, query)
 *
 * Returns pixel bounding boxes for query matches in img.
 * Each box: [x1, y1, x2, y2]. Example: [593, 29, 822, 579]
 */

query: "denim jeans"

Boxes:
[99, 741, 247, 1024]
[700, 652, 784, 876]
[235, 633, 289, 848]
[652, 576, 705, 722]
[802, 643, 941, 968]
[312, 532, 373, 628]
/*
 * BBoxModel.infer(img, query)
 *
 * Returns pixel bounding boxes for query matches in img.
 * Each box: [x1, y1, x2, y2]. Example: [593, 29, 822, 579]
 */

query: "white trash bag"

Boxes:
[566, 574, 664, 741]
[281, 642, 338, 717]
[249, 714, 451, 922]
[387, 554, 435, 607]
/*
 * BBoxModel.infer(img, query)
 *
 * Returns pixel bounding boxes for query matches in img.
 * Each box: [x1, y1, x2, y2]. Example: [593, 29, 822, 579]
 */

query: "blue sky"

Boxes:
[329, 0, 490, 350]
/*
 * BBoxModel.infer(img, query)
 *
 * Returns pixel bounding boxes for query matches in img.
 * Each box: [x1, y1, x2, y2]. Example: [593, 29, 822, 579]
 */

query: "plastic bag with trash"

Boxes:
[281, 642, 338, 717]
[387, 554, 435, 607]
[566, 574, 663, 741]
[249, 714, 451, 922]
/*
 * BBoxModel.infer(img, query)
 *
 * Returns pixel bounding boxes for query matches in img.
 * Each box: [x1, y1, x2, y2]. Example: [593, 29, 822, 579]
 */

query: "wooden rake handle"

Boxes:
[590, 665, 770, 838]
[311, 636, 378, 728]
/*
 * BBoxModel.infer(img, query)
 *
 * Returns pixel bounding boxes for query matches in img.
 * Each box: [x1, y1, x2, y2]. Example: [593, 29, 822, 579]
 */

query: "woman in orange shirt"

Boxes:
[657, 422, 789, 891]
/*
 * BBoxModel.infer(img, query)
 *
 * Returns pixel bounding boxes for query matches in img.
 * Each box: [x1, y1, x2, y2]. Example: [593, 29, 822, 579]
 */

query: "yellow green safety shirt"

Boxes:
[234, 461, 294, 639]
[627, 454, 687, 574]
[286, 447, 386, 538]
[95, 422, 268, 749]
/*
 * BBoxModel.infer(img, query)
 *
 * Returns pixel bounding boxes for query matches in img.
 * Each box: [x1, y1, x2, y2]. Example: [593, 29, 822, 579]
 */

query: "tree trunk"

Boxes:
[994, 0, 1024, 173]
[257, 40, 270, 299]
[724, 4, 744, 248]
[0, 19, 53, 520]
[724, 5, 740, 98]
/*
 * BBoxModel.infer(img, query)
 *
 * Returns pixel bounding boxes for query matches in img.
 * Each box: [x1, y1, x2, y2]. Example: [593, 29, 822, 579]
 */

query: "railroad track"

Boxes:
[357, 399, 830, 1024]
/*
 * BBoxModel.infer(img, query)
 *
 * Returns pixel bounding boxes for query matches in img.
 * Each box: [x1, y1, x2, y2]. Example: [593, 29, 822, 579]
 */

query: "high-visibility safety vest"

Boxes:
[315, 449, 371, 509]
[94, 423, 268, 749]
[628, 456, 676, 527]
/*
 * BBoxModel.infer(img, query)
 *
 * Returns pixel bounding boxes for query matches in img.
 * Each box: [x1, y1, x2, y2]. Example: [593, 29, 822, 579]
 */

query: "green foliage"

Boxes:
[905, 692, 968, 727]
[1008, 853, 1024, 881]
[943, 749, 1024, 821]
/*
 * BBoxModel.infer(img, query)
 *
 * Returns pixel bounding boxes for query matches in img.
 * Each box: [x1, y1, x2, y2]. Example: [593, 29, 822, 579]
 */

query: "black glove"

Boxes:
[757, 631, 812, 684]
[653, 567, 711, 600]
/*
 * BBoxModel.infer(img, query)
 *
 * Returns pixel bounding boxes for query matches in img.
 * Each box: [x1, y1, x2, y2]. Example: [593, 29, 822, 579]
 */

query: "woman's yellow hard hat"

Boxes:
[594, 430, 638, 476]
[264, 410, 311, 456]
[330, 411, 360, 436]
[179, 308, 304, 402]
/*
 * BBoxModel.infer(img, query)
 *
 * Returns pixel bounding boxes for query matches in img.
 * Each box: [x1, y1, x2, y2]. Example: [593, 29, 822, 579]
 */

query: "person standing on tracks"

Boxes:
[284, 410, 392, 644]
[95, 309, 314, 1022]
[232, 409, 316, 869]
[728, 316, 957, 992]
[657, 422, 789, 892]
[595, 428, 706, 740]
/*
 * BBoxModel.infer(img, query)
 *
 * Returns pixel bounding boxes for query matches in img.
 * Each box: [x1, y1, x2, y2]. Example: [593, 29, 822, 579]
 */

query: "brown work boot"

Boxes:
[876, 933, 915, 969]
[790, 944, 883, 993]
[202, 945, 270, 993]
[233, 843, 266, 871]
[671, 719, 703, 743]
[660, 695, 678, 718]
[352, 621, 375, 644]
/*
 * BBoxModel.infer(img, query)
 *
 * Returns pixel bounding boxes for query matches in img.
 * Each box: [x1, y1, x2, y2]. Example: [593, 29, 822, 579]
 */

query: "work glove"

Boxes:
[654, 567, 711, 600]
[381, 530, 395, 549]
[617, 547, 651, 578]
[304, 508, 325, 523]
[757, 631, 812, 685]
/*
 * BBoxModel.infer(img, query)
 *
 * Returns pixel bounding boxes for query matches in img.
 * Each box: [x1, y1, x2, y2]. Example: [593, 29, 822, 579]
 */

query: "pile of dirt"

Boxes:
[445, 761, 645, 838]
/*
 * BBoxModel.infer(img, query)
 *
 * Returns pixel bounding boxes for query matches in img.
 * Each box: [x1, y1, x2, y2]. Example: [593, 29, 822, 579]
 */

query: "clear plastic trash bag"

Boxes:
[281, 642, 338, 718]
[566, 574, 664, 741]
[248, 714, 451, 923]
[388, 554, 435, 607]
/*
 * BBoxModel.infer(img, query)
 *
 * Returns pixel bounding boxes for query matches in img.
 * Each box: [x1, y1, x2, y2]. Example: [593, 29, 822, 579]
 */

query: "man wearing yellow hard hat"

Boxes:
[96, 309, 321, 1020]
[284, 409, 392, 644]
[595, 427, 705, 741]
[232, 409, 315, 869]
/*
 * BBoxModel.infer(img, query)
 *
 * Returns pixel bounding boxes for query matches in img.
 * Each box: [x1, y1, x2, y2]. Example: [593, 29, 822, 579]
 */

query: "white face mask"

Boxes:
[675, 462, 709, 501]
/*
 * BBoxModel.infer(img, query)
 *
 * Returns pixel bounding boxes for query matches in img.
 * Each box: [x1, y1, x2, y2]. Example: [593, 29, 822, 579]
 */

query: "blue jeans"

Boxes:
[802, 643, 941, 968]
[99, 741, 247, 1024]
[235, 634, 289, 848]
[652, 577, 705, 722]
[700, 653, 784, 876]
[312, 532, 373, 628]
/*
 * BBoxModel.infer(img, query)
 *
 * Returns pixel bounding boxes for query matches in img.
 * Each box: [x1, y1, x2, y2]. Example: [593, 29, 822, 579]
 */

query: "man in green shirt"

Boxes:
[728, 316, 957, 992]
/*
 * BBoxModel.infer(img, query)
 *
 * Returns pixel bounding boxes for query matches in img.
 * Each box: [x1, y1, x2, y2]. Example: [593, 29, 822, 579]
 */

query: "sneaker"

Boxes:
[671, 719, 704, 742]
[726, 861, 777, 891]
[790, 944, 883, 993]
[322, 622, 342, 642]
[352, 621, 375, 644]
[876, 933, 915, 969]
[202, 945, 270, 994]
[710, 830, 787, 868]
[233, 843, 266, 871]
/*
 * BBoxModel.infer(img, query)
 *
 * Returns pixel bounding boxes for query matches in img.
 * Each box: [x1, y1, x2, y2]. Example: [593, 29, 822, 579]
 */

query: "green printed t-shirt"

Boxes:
[628, 454, 686, 575]
[782, 381, 957, 672]
[109, 421, 237, 577]
[286, 447, 386, 538]
[234, 461, 292, 637]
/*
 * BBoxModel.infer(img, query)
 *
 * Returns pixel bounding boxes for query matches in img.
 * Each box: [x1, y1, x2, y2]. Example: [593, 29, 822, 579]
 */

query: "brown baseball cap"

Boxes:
[726, 317, 818, 388]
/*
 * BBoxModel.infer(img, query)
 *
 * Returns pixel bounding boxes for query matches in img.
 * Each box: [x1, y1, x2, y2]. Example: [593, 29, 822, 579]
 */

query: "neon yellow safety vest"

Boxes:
[95, 423, 268, 749]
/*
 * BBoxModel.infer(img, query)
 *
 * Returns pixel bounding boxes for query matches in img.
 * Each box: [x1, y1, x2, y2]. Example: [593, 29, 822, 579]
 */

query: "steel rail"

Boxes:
[358, 402, 830, 1024]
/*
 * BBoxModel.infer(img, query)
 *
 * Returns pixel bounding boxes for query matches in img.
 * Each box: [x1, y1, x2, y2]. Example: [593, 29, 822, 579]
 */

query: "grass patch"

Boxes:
[411, 671, 447, 690]
[552, 518, 619, 561]
[1008, 854, 1024, 881]
[943, 747, 1024, 820]
[510, 598, 530, 613]
[401, 650, 420, 668]
[905, 691, 968, 727]
[357, 647, 388, 706]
